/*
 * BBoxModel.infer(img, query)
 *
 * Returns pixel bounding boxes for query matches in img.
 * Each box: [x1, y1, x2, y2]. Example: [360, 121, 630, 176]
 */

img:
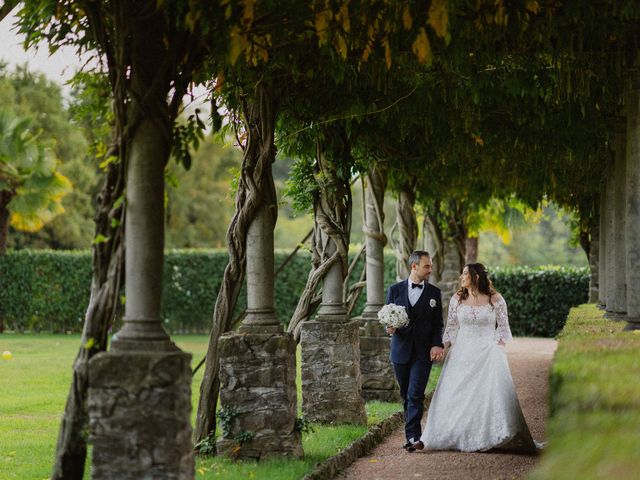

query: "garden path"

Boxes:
[339, 337, 557, 480]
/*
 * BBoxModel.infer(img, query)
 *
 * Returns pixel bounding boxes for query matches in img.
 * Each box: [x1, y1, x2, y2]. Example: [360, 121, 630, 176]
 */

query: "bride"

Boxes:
[421, 263, 538, 453]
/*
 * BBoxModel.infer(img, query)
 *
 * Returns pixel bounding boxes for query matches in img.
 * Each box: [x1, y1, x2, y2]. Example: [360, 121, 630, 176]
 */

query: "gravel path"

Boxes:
[339, 337, 557, 480]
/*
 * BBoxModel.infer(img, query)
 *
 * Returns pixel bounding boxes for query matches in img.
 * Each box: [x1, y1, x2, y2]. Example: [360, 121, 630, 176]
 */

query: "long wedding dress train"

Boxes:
[421, 295, 537, 453]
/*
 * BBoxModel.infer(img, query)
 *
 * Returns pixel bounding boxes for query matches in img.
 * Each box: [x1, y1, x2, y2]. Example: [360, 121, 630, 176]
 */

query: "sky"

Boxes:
[0, 10, 84, 90]
[0, 9, 210, 111]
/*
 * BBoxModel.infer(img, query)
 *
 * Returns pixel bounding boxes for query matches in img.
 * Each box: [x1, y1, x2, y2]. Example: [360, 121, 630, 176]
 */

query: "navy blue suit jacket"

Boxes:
[386, 280, 444, 364]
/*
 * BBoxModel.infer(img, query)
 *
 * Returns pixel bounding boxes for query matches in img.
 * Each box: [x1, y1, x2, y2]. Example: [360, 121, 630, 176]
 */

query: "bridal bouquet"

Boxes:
[377, 303, 409, 329]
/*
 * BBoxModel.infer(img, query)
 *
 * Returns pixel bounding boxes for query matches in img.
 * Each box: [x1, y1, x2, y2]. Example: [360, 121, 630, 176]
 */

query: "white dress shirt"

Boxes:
[407, 279, 425, 307]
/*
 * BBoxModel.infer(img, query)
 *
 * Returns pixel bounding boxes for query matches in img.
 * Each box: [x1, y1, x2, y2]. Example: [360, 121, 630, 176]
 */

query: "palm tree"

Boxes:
[0, 109, 71, 254]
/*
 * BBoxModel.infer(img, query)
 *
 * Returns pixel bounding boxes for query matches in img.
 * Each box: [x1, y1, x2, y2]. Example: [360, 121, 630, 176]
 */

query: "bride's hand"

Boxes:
[430, 346, 444, 362]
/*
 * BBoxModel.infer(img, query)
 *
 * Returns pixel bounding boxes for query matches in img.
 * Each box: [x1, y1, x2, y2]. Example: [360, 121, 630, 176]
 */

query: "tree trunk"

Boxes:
[0, 0, 18, 22]
[194, 83, 278, 445]
[0, 191, 13, 255]
[0, 191, 12, 332]
[393, 178, 418, 281]
[51, 153, 125, 480]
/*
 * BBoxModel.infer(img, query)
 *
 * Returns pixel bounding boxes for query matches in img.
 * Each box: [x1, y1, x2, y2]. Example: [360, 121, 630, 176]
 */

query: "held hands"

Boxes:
[386, 327, 447, 362]
[430, 346, 445, 363]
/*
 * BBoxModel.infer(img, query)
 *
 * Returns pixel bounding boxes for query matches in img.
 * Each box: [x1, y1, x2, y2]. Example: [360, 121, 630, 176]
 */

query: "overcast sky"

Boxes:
[0, 10, 84, 89]
[1, 9, 212, 117]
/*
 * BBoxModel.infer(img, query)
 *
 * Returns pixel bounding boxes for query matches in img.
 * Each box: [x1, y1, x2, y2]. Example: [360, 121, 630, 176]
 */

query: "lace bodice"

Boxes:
[443, 294, 513, 345]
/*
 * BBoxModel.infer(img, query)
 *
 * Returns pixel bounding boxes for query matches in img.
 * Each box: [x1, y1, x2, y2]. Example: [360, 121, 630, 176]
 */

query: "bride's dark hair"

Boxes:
[457, 263, 498, 306]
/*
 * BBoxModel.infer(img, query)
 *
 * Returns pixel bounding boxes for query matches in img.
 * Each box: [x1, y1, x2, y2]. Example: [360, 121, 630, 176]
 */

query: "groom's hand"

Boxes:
[386, 326, 396, 336]
[430, 346, 444, 362]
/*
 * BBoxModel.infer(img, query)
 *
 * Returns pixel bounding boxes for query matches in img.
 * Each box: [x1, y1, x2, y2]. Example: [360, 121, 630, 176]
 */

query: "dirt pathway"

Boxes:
[339, 338, 557, 480]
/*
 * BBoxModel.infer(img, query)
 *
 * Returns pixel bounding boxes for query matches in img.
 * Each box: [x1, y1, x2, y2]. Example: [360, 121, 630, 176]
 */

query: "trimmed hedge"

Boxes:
[490, 266, 589, 337]
[0, 250, 92, 333]
[0, 249, 587, 335]
[529, 305, 640, 480]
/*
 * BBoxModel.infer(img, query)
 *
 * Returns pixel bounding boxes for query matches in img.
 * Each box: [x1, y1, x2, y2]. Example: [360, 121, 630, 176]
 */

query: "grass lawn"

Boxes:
[0, 334, 437, 479]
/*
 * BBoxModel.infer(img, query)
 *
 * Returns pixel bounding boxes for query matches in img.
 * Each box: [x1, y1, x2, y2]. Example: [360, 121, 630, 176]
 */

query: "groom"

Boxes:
[385, 250, 444, 452]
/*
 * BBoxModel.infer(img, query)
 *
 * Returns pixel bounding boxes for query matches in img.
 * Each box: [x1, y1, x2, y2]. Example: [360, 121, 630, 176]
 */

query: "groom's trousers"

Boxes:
[393, 352, 433, 442]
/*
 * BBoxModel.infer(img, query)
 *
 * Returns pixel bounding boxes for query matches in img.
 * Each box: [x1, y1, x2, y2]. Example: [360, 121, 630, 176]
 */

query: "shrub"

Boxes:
[529, 305, 640, 480]
[490, 265, 589, 337]
[0, 250, 588, 336]
[0, 250, 91, 332]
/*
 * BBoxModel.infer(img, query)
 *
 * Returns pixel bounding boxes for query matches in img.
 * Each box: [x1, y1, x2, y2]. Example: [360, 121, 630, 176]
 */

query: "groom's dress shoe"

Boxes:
[412, 441, 424, 451]
[402, 442, 413, 450]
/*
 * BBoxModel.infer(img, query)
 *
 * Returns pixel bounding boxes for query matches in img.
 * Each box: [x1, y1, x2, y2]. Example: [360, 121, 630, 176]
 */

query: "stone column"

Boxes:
[441, 237, 464, 320]
[111, 111, 175, 351]
[301, 232, 367, 425]
[423, 215, 443, 285]
[395, 182, 418, 281]
[356, 166, 399, 402]
[89, 97, 194, 478]
[608, 128, 627, 314]
[465, 236, 479, 264]
[588, 217, 600, 304]
[604, 149, 617, 313]
[216, 204, 302, 459]
[625, 65, 640, 329]
[598, 182, 607, 307]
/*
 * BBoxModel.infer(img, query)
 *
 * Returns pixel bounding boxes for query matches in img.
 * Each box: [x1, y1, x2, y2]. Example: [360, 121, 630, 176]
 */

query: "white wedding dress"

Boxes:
[421, 294, 537, 453]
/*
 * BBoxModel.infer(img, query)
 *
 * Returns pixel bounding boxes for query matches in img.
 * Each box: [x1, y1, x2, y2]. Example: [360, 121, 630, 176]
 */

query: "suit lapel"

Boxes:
[401, 281, 410, 309]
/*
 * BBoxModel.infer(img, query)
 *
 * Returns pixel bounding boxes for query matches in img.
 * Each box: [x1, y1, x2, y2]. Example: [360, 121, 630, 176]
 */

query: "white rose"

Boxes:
[429, 299, 437, 308]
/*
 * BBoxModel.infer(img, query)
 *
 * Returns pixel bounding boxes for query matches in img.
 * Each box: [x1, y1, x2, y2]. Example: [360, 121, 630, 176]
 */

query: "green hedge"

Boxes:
[0, 250, 587, 335]
[490, 266, 589, 337]
[529, 305, 640, 480]
[0, 250, 92, 333]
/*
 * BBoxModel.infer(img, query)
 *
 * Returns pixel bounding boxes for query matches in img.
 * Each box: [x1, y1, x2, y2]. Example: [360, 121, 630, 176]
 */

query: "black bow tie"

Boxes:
[411, 282, 423, 289]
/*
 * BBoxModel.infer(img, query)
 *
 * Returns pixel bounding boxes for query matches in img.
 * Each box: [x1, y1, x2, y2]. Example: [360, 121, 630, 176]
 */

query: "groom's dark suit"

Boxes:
[386, 279, 444, 443]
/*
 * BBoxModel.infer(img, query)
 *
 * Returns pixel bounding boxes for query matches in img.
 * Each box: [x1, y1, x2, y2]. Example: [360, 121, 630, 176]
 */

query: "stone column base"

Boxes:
[216, 332, 302, 460]
[357, 314, 400, 403]
[605, 311, 628, 321]
[301, 319, 367, 425]
[624, 317, 640, 331]
[88, 351, 194, 480]
[359, 335, 400, 402]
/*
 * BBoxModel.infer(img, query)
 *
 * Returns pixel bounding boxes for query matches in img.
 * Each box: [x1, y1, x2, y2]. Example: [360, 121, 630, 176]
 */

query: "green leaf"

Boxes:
[92, 234, 109, 245]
